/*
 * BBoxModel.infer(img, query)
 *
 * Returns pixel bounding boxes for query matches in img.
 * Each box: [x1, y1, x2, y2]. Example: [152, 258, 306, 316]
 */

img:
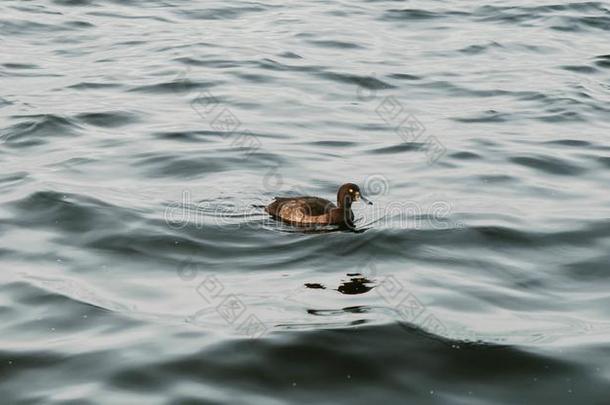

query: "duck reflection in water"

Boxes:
[303, 274, 374, 295]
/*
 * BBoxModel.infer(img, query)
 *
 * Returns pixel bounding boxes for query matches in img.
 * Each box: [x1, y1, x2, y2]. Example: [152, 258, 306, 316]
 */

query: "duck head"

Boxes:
[337, 183, 372, 208]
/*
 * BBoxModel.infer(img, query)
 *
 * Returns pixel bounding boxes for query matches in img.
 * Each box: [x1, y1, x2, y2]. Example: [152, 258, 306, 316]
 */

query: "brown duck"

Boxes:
[265, 183, 372, 228]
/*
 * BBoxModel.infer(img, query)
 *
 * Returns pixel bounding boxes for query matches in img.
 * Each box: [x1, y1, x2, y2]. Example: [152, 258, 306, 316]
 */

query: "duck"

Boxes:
[265, 183, 372, 228]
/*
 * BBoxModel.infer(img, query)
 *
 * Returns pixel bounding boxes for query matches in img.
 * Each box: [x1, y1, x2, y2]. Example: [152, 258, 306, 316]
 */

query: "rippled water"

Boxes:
[2, 0, 610, 403]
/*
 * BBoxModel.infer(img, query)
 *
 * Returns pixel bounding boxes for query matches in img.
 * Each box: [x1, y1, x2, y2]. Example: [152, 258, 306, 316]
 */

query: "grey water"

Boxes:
[1, 0, 610, 403]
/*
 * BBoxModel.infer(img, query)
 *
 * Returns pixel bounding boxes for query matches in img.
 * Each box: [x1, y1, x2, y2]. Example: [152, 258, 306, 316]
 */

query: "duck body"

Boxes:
[265, 183, 370, 227]
[265, 196, 352, 226]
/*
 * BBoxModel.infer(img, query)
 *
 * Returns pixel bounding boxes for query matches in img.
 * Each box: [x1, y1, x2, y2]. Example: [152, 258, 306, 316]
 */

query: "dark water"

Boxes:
[2, 0, 610, 403]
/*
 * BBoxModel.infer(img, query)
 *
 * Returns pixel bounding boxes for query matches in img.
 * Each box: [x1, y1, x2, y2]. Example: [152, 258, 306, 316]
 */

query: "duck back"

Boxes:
[265, 196, 337, 224]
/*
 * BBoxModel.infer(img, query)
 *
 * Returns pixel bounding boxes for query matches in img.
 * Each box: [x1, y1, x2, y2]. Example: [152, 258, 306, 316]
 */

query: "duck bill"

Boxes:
[359, 194, 373, 205]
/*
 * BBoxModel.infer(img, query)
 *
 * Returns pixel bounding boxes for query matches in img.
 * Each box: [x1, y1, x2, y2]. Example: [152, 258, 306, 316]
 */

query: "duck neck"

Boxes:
[338, 197, 353, 210]
[335, 204, 354, 228]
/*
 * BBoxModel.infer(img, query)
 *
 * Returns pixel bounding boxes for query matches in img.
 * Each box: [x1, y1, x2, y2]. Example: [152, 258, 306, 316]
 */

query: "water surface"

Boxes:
[1, 0, 610, 403]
